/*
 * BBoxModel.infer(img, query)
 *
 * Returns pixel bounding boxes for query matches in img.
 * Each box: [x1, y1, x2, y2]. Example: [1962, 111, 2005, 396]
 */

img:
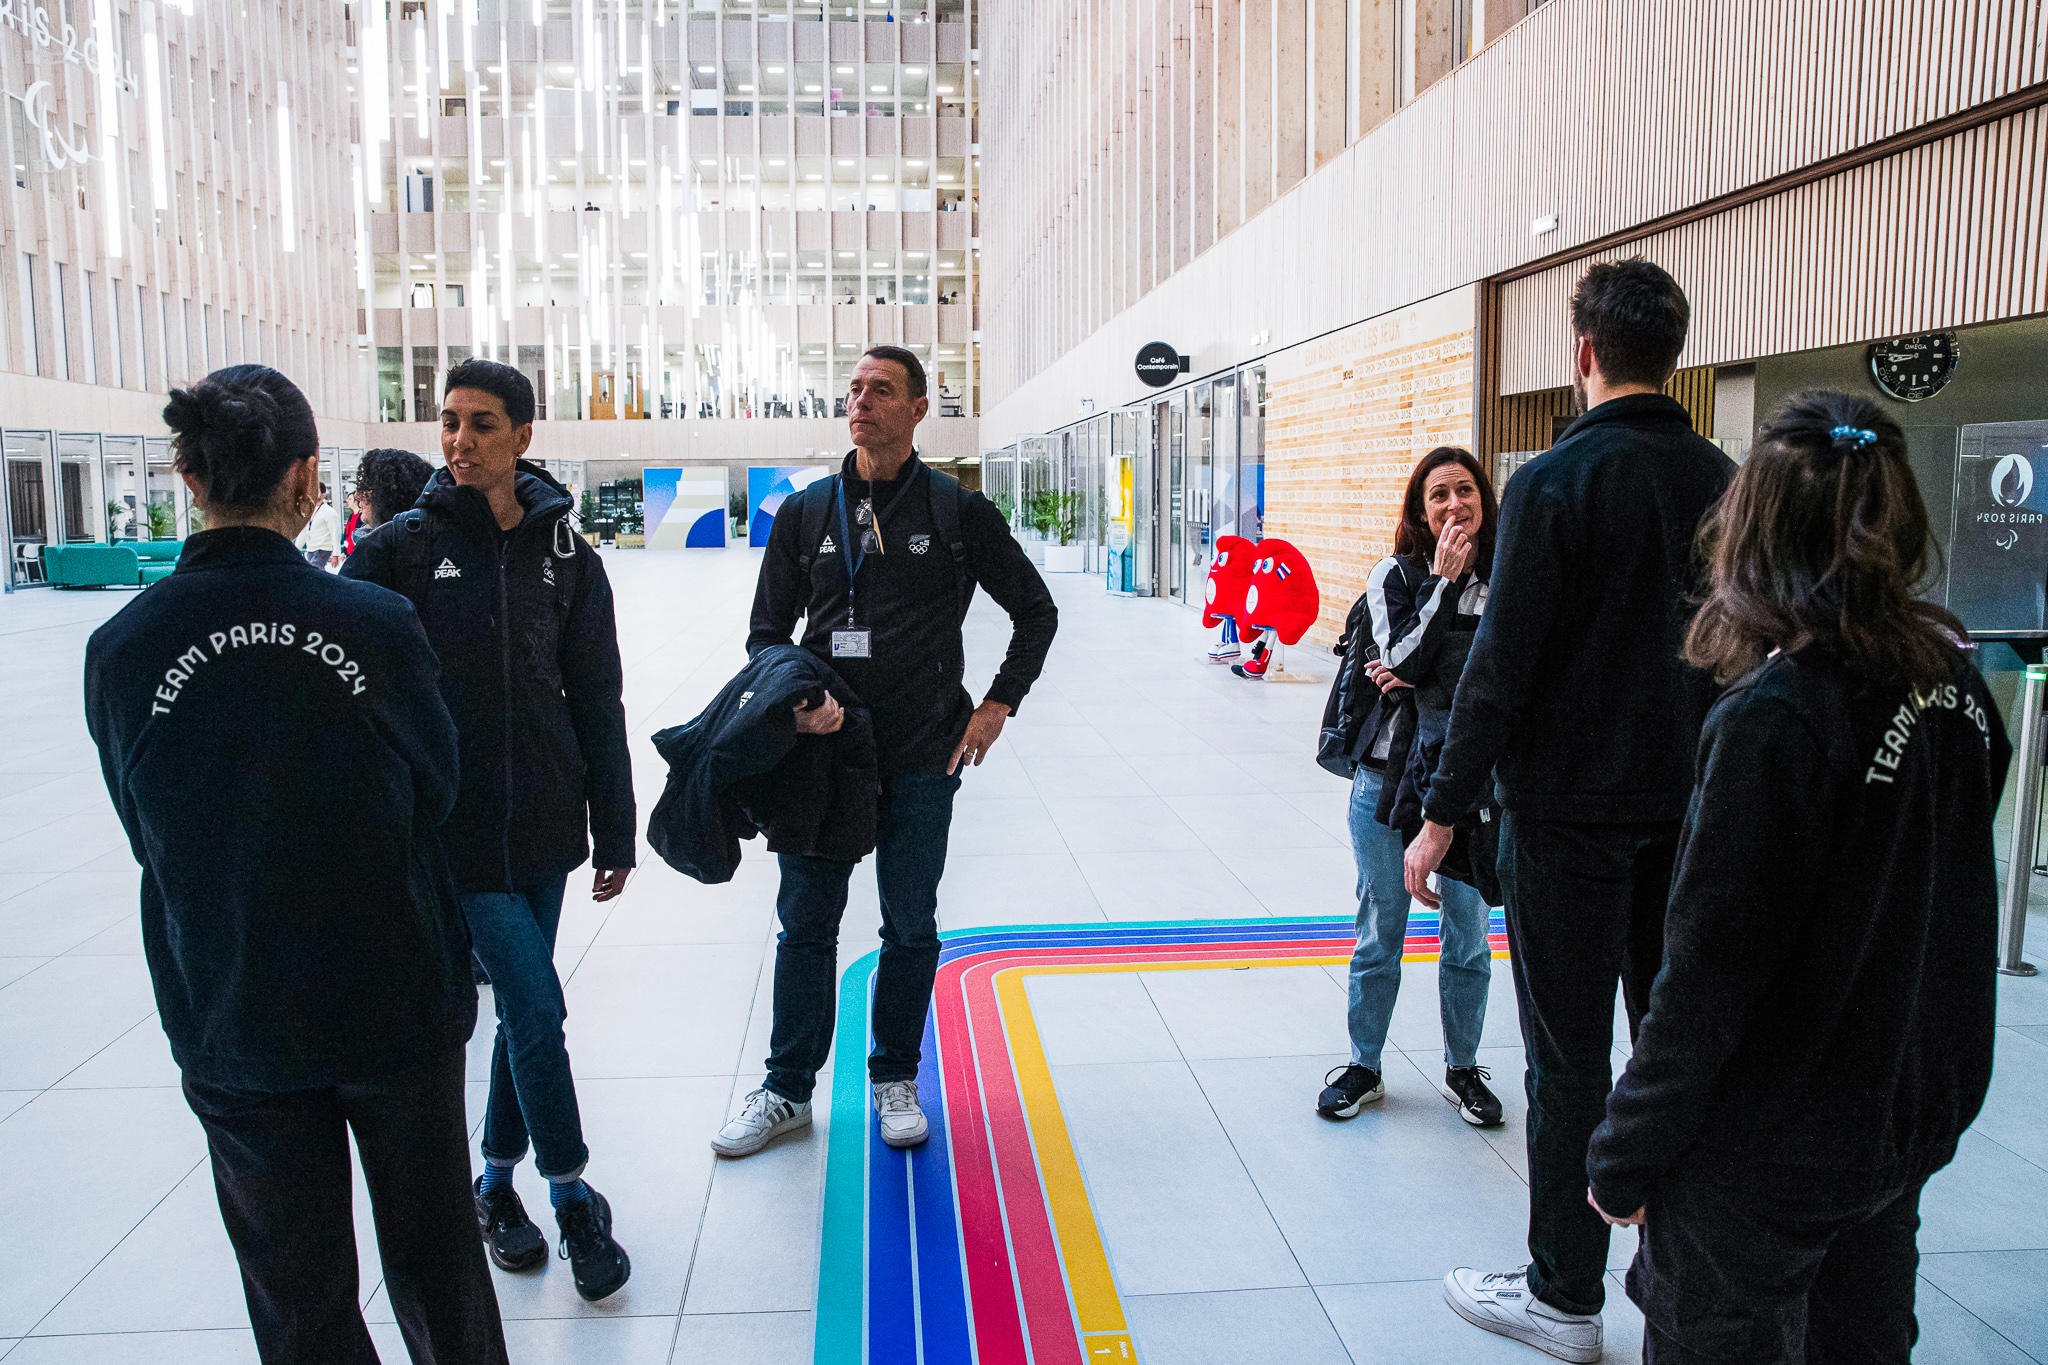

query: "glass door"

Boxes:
[5, 431, 56, 586]
[56, 433, 105, 544]
[1239, 365, 1266, 541]
[1212, 375, 1239, 546]
[1165, 396, 1187, 602]
[143, 437, 181, 540]
[1188, 384, 1216, 597]
[103, 436, 144, 541]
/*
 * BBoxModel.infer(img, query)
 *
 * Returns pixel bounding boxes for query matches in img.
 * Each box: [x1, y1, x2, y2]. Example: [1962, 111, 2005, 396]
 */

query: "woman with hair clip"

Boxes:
[1586, 391, 2011, 1364]
[1316, 446, 1505, 1129]
[83, 366, 508, 1365]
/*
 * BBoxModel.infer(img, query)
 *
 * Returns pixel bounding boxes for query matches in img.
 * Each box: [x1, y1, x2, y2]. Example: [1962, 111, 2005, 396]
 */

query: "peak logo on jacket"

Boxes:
[817, 535, 837, 555]
[434, 558, 462, 580]
[150, 621, 368, 713]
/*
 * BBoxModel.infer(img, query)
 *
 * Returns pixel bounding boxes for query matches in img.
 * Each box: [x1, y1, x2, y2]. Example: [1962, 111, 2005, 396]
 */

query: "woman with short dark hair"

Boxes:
[82, 365, 507, 1365]
[1317, 446, 1504, 1129]
[1588, 390, 2009, 1364]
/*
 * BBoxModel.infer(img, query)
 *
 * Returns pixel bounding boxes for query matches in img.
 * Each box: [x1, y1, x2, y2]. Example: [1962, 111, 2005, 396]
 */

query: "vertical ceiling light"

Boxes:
[91, 0, 123, 256]
[139, 2, 169, 211]
[276, 83, 297, 252]
[363, 0, 391, 146]
[436, 0, 451, 92]
[413, 22, 429, 135]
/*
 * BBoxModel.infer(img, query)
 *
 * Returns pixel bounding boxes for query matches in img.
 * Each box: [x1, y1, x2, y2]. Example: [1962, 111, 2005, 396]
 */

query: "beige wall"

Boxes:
[979, 0, 2048, 449]
[1262, 285, 1476, 646]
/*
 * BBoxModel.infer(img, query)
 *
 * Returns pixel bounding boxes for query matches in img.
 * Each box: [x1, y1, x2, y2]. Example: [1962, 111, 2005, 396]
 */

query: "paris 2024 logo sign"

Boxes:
[1984, 453, 2039, 551]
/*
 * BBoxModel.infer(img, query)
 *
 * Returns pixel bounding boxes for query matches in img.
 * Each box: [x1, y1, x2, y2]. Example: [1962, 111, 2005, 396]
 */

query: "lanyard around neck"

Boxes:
[835, 466, 918, 627]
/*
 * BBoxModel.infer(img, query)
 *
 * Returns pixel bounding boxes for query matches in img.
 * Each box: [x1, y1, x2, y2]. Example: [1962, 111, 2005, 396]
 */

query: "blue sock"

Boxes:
[548, 1177, 592, 1210]
[478, 1161, 514, 1197]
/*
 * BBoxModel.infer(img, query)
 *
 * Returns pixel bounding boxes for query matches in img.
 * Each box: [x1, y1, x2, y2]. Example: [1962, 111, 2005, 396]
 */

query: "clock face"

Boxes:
[1868, 332, 1959, 402]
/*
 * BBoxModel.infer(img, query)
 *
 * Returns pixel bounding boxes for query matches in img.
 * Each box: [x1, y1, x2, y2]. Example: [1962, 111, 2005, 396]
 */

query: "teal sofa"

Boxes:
[41, 541, 186, 588]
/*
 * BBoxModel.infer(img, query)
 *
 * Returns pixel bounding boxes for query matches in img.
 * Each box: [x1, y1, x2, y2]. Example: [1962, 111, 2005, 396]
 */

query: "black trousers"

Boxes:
[1631, 1174, 1924, 1364]
[1497, 811, 1678, 1317]
[182, 1046, 509, 1365]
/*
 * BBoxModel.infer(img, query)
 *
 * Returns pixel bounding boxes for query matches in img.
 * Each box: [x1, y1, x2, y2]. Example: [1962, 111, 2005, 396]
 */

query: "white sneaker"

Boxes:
[710, 1087, 812, 1157]
[1443, 1266, 1602, 1363]
[872, 1080, 929, 1148]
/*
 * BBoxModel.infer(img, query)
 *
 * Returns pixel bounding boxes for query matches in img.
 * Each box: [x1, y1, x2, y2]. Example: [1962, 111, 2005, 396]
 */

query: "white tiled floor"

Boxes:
[1, 548, 2044, 1363]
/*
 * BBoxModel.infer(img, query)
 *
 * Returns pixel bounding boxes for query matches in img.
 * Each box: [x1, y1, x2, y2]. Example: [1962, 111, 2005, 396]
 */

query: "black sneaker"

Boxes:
[1445, 1065, 1504, 1127]
[1316, 1064, 1385, 1119]
[473, 1176, 547, 1272]
[555, 1186, 631, 1302]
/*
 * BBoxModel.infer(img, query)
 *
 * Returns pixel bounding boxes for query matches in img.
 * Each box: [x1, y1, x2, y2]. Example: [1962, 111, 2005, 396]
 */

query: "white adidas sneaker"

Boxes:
[710, 1087, 812, 1157]
[1442, 1266, 1602, 1363]
[872, 1079, 930, 1148]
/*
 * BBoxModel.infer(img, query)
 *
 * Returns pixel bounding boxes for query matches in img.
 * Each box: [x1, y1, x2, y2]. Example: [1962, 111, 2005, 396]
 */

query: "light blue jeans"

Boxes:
[1345, 766, 1493, 1073]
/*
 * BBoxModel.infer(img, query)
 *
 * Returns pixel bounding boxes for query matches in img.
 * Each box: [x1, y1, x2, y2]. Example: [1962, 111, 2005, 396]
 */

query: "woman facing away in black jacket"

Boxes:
[1586, 390, 2011, 1364]
[1317, 447, 1505, 1128]
[82, 366, 508, 1364]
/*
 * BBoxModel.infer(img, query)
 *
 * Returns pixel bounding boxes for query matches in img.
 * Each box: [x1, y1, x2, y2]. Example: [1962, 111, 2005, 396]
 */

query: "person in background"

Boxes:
[1586, 392, 2008, 1364]
[342, 487, 367, 558]
[1414, 259, 1736, 1363]
[1318, 447, 1503, 1130]
[296, 481, 340, 569]
[354, 447, 437, 532]
[343, 358, 637, 1303]
[83, 366, 505, 1364]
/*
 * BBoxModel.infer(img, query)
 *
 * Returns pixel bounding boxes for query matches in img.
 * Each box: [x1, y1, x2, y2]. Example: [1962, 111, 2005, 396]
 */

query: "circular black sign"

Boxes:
[1135, 342, 1182, 388]
[1868, 332, 1959, 403]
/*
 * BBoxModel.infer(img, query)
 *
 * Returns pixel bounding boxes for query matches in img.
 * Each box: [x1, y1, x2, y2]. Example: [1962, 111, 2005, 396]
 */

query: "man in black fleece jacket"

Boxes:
[712, 346, 1057, 1159]
[1412, 261, 1734, 1362]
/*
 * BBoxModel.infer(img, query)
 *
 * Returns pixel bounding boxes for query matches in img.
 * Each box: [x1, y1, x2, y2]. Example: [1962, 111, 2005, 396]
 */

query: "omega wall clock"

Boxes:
[1868, 332, 1960, 402]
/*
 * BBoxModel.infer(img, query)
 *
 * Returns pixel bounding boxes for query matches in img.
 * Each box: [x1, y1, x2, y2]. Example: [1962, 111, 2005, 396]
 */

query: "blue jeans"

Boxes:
[764, 767, 961, 1104]
[466, 875, 589, 1180]
[1345, 766, 1493, 1073]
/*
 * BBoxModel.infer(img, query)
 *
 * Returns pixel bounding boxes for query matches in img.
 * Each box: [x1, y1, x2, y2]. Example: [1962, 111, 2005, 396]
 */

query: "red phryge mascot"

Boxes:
[1203, 535, 1259, 663]
[1231, 538, 1320, 679]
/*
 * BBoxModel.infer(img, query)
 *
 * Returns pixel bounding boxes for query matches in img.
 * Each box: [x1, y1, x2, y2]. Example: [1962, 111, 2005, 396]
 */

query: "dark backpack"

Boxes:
[1316, 559, 1413, 779]
[793, 467, 975, 622]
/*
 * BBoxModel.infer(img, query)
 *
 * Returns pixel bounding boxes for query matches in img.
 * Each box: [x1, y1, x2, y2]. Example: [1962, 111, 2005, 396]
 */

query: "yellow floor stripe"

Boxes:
[994, 955, 1352, 1342]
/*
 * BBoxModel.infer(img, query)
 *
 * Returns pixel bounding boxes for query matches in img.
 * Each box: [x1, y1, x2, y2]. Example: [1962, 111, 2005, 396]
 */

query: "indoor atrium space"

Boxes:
[2, 2, 2047, 1364]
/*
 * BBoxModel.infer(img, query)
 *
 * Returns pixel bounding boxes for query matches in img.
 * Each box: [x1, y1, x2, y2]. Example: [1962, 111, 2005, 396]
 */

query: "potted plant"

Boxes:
[144, 500, 177, 541]
[579, 489, 602, 545]
[1028, 490, 1086, 572]
[729, 491, 748, 540]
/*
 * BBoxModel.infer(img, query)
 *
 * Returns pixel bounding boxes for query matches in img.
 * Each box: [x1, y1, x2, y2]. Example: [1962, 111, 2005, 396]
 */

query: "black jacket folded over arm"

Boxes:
[647, 645, 879, 883]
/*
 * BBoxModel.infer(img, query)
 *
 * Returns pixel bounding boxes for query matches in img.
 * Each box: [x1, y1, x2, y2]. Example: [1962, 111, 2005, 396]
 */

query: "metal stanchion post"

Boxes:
[2000, 664, 2045, 977]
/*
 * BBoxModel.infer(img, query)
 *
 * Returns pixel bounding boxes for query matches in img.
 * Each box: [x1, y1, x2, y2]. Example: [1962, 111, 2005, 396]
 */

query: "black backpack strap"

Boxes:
[925, 468, 974, 621]
[794, 476, 839, 581]
[393, 509, 432, 601]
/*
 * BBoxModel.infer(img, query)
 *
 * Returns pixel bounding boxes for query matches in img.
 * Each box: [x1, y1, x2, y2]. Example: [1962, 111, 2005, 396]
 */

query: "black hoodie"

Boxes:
[84, 528, 476, 1089]
[343, 462, 636, 892]
[1588, 650, 2010, 1215]
[1424, 395, 1735, 827]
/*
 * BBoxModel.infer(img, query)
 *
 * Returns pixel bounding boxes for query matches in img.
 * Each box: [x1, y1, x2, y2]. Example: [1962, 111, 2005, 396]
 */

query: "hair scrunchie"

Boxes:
[1829, 424, 1878, 450]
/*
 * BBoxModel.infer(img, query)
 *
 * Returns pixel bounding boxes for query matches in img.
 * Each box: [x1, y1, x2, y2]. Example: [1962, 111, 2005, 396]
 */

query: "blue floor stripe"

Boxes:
[911, 1009, 972, 1363]
[852, 913, 1512, 1363]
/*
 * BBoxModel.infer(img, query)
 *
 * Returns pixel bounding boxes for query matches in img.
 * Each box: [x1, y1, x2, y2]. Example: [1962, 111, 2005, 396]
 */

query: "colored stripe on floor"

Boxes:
[814, 913, 1509, 1364]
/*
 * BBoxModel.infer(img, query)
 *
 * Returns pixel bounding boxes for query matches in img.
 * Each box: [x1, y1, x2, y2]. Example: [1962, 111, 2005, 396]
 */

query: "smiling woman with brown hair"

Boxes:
[1588, 389, 2010, 1364]
[1316, 445, 1505, 1130]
